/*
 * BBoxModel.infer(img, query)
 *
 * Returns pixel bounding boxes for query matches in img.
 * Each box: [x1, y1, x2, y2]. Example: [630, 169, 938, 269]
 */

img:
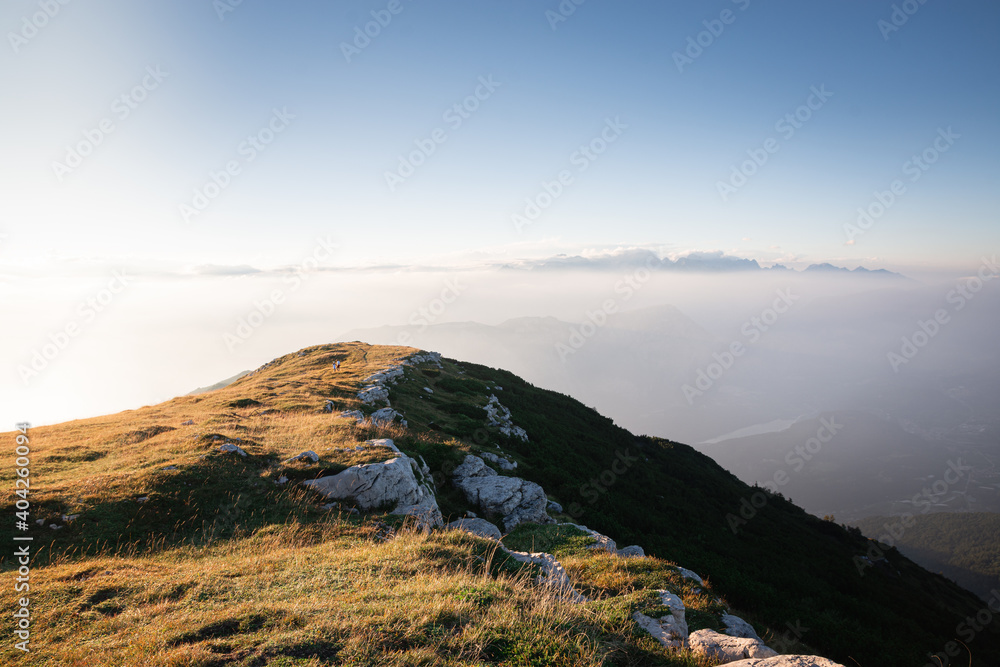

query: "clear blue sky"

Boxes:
[1, 0, 997, 274]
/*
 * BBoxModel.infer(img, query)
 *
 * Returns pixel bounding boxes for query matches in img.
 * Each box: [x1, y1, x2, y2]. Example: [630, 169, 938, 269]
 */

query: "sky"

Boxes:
[1, 0, 998, 427]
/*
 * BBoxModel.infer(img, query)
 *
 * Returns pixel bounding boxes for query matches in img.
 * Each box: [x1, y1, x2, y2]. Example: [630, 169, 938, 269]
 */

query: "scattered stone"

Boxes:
[276, 476, 289, 485]
[546, 500, 563, 514]
[320, 502, 340, 510]
[722, 613, 762, 640]
[446, 518, 502, 541]
[688, 629, 778, 662]
[62, 514, 80, 522]
[136, 497, 149, 503]
[35, 519, 44, 526]
[466, 511, 477, 518]
[616, 545, 645, 558]
[678, 567, 704, 585]
[218, 443, 248, 457]
[481, 451, 517, 471]
[162, 466, 177, 471]
[423, 386, 433, 394]
[339, 410, 364, 423]
[324, 400, 334, 413]
[407, 351, 443, 367]
[452, 455, 553, 531]
[181, 420, 195, 426]
[50, 524, 63, 530]
[285, 450, 319, 464]
[358, 438, 401, 454]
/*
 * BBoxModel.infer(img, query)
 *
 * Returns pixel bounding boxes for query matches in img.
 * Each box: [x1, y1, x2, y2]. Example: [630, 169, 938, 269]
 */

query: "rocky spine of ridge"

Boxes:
[266, 349, 848, 667]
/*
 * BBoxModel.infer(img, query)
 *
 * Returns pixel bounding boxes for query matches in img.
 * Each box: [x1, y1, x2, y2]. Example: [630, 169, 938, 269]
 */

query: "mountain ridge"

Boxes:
[3, 343, 997, 666]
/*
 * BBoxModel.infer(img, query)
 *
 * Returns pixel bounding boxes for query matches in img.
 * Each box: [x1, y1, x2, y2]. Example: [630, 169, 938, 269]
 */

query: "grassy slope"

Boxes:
[852, 512, 1000, 603]
[1, 342, 997, 666]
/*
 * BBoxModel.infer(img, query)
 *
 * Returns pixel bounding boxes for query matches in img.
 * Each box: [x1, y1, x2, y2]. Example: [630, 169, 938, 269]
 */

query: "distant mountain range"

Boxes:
[502, 249, 908, 278]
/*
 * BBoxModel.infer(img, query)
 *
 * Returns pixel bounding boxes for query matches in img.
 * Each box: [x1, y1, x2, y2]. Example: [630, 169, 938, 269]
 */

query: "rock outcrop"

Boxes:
[503, 549, 586, 603]
[446, 518, 502, 541]
[483, 395, 528, 441]
[722, 613, 762, 640]
[451, 455, 553, 531]
[632, 590, 688, 649]
[688, 629, 778, 662]
[302, 446, 441, 529]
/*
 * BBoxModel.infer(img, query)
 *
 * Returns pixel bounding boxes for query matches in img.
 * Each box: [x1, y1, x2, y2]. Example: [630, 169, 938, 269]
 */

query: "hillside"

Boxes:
[2, 343, 998, 666]
[852, 512, 1000, 603]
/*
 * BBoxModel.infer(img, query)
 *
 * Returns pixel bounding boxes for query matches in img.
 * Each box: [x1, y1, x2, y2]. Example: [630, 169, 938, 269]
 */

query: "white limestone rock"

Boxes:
[722, 657, 847, 667]
[481, 451, 517, 471]
[218, 443, 247, 457]
[370, 407, 404, 426]
[446, 518, 502, 541]
[452, 455, 553, 531]
[678, 567, 704, 586]
[632, 590, 688, 649]
[358, 385, 390, 405]
[339, 409, 365, 423]
[688, 628, 778, 662]
[302, 455, 442, 529]
[722, 613, 762, 640]
[285, 450, 319, 464]
[503, 549, 586, 603]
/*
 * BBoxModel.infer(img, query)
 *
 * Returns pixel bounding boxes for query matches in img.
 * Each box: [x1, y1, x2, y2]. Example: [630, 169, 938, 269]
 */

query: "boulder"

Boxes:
[446, 518, 502, 541]
[722, 657, 847, 667]
[359, 438, 401, 453]
[452, 455, 553, 531]
[302, 455, 442, 528]
[688, 629, 778, 662]
[632, 590, 688, 649]
[546, 500, 563, 514]
[722, 613, 762, 640]
[285, 450, 319, 464]
[218, 443, 247, 457]
[678, 567, 704, 586]
[339, 409, 364, 423]
[370, 407, 404, 426]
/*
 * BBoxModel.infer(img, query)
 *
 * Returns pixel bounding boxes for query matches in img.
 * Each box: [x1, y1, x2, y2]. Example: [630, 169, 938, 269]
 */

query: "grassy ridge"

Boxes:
[2, 342, 997, 666]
